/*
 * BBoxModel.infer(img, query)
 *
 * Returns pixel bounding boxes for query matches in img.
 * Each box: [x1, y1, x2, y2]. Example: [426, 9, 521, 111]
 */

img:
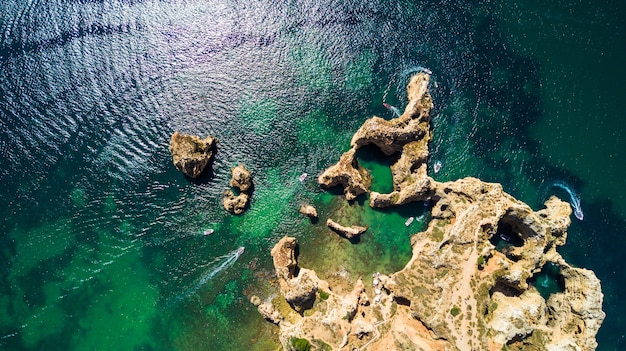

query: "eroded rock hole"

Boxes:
[354, 144, 399, 194]
[489, 280, 522, 298]
[394, 295, 411, 307]
[489, 215, 533, 261]
[490, 221, 524, 248]
[528, 262, 565, 299]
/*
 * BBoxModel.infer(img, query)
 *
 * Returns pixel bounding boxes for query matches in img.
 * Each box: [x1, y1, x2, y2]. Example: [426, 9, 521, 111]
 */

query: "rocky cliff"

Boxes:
[257, 73, 605, 350]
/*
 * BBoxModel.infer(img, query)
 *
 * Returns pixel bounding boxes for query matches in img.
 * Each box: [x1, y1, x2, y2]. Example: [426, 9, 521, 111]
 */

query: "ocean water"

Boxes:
[1, 0, 624, 349]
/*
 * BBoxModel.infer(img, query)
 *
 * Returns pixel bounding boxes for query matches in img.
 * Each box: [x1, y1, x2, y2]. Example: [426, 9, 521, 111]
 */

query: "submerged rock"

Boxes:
[169, 131, 217, 179]
[257, 73, 605, 350]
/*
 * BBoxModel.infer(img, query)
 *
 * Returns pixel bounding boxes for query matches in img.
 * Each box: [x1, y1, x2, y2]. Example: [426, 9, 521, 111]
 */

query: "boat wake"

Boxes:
[169, 247, 244, 305]
[552, 182, 584, 221]
[400, 65, 433, 77]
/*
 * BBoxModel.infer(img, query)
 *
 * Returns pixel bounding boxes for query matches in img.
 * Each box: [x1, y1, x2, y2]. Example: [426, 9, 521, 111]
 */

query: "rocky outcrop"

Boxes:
[317, 149, 371, 201]
[230, 164, 253, 192]
[326, 218, 367, 239]
[223, 164, 253, 214]
[263, 236, 370, 349]
[299, 204, 318, 220]
[387, 178, 605, 350]
[258, 302, 283, 325]
[223, 191, 248, 214]
[271, 236, 319, 312]
[169, 131, 217, 178]
[257, 72, 605, 350]
[318, 73, 434, 207]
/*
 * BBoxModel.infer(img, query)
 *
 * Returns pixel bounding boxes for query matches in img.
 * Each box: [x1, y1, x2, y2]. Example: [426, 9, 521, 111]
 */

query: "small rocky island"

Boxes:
[255, 73, 605, 350]
[169, 131, 217, 179]
[223, 164, 253, 214]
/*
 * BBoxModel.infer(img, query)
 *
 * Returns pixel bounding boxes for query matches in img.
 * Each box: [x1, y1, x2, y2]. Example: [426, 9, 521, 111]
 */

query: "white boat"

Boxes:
[236, 246, 245, 255]
[434, 160, 442, 173]
[203, 229, 214, 236]
[299, 172, 308, 183]
[499, 233, 511, 242]
[405, 216, 414, 226]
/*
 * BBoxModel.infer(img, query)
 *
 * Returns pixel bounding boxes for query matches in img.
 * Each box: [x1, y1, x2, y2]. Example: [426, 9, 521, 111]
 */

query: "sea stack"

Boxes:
[255, 73, 605, 350]
[223, 164, 253, 215]
[299, 204, 318, 220]
[169, 131, 217, 179]
[326, 218, 367, 239]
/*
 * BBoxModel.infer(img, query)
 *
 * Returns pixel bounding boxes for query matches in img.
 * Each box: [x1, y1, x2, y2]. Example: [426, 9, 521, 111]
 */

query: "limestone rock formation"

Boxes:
[317, 149, 371, 201]
[271, 236, 319, 312]
[318, 73, 434, 207]
[258, 302, 283, 325]
[299, 204, 318, 220]
[223, 164, 253, 214]
[230, 164, 253, 192]
[326, 218, 367, 239]
[169, 131, 217, 179]
[256, 72, 605, 350]
[223, 190, 249, 215]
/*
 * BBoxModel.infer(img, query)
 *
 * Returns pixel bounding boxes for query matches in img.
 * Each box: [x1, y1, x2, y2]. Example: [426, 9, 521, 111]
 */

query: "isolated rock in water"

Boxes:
[223, 164, 253, 215]
[270, 236, 319, 312]
[326, 218, 367, 239]
[299, 204, 318, 219]
[223, 190, 249, 215]
[169, 131, 217, 179]
[230, 164, 253, 192]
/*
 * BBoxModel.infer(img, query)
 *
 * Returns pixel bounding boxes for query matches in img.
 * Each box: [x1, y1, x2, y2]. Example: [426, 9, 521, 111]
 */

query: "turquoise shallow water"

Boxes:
[1, 0, 625, 349]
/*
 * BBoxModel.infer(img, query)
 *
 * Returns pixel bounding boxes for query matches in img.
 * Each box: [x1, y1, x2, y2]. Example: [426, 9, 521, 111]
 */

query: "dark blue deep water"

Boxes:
[1, 0, 625, 349]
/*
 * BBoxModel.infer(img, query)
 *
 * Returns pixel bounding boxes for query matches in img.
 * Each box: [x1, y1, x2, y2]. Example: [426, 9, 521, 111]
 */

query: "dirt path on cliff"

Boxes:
[447, 209, 480, 351]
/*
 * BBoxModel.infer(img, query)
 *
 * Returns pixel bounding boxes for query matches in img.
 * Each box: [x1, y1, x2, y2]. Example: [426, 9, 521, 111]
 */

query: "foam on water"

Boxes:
[169, 247, 245, 306]
[552, 181, 584, 221]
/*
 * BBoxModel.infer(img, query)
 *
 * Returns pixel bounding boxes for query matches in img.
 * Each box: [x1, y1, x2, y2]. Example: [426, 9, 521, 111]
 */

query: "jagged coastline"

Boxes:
[256, 73, 605, 350]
